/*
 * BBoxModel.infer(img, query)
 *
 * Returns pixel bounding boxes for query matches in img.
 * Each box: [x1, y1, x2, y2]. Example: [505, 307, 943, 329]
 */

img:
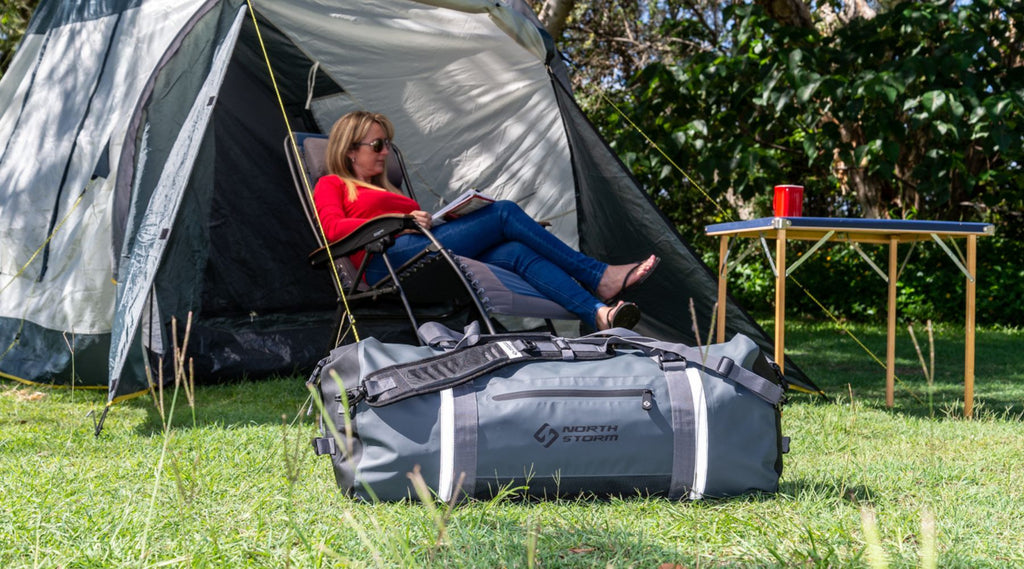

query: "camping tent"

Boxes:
[0, 0, 821, 420]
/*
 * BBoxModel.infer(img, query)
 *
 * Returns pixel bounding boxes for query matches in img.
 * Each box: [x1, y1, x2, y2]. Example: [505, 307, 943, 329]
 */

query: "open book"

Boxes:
[431, 190, 495, 225]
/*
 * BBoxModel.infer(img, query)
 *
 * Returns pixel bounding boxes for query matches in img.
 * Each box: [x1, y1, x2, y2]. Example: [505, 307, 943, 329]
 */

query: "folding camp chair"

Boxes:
[284, 132, 575, 347]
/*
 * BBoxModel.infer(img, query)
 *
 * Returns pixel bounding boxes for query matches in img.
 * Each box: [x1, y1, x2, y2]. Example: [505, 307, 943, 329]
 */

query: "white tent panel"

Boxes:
[0, 176, 117, 335]
[0, 20, 118, 275]
[261, 0, 579, 246]
[0, 0, 209, 333]
[414, 0, 551, 62]
[0, 34, 44, 114]
[0, 34, 53, 153]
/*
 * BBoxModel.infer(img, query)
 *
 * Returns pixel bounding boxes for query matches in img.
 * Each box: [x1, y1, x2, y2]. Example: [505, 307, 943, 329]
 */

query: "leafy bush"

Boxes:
[587, 0, 1024, 325]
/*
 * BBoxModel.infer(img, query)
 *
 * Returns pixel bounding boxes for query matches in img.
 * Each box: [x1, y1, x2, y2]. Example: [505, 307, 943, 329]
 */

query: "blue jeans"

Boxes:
[366, 200, 607, 328]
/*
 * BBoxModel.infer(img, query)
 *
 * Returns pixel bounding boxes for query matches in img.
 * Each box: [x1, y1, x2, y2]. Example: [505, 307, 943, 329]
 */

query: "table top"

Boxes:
[705, 217, 995, 244]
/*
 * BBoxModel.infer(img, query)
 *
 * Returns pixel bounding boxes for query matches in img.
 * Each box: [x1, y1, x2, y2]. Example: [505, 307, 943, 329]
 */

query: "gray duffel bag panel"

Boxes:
[310, 325, 787, 502]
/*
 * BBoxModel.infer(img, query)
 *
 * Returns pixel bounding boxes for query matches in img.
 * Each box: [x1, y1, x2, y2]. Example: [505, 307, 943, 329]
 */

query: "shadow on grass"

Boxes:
[787, 382, 1024, 422]
[783, 319, 1024, 422]
[125, 374, 312, 436]
[779, 477, 876, 506]
[386, 490, 789, 567]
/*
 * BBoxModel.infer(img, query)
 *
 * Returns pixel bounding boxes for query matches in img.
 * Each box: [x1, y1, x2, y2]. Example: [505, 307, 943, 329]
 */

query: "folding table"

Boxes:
[705, 217, 995, 417]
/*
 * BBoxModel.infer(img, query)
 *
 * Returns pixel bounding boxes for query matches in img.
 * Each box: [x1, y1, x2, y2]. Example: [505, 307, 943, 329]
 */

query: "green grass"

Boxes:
[2, 320, 1023, 567]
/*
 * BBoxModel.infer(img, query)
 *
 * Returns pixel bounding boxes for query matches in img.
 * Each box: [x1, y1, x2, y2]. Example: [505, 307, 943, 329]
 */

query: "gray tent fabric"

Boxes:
[0, 0, 821, 412]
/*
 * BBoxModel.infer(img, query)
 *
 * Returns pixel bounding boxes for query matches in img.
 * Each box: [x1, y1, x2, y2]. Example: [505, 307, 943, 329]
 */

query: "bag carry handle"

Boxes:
[418, 320, 558, 351]
[575, 333, 785, 406]
[417, 320, 483, 349]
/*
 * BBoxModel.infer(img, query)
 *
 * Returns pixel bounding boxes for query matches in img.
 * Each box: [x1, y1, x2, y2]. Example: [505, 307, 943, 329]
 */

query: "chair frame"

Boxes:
[284, 133, 497, 346]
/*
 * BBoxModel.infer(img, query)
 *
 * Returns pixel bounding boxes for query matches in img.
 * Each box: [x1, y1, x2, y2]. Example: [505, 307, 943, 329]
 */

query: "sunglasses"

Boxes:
[353, 138, 392, 153]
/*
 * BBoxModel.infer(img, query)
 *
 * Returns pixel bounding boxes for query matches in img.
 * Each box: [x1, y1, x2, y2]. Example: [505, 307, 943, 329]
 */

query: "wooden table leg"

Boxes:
[886, 237, 898, 408]
[965, 235, 977, 418]
[717, 236, 729, 344]
[775, 230, 787, 374]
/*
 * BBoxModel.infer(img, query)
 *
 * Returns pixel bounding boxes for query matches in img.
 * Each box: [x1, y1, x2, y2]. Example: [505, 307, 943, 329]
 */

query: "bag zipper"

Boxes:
[492, 388, 653, 411]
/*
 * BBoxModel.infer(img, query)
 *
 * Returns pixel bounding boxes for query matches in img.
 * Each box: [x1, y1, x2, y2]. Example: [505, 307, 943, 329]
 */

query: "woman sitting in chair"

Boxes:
[313, 111, 659, 331]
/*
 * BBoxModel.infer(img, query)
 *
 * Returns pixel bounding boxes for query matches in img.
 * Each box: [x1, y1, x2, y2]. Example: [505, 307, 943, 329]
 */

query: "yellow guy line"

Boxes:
[243, 0, 359, 342]
[0, 370, 108, 390]
[0, 190, 99, 389]
[598, 90, 732, 221]
[604, 92, 910, 397]
[789, 275, 923, 404]
[0, 189, 87, 296]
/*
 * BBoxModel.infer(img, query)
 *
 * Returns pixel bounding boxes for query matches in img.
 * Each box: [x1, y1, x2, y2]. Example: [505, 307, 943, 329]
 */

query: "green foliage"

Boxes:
[0, 0, 38, 77]
[589, 0, 1024, 325]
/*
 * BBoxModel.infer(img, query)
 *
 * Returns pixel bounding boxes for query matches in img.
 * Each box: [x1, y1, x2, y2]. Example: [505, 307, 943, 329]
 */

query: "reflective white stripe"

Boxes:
[438, 388, 455, 501]
[686, 368, 709, 499]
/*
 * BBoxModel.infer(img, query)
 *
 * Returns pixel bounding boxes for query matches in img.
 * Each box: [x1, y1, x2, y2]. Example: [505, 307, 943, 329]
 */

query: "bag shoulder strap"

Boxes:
[360, 335, 613, 407]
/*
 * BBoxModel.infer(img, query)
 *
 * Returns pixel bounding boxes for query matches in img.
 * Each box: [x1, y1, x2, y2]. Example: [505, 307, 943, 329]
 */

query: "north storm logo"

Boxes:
[533, 423, 560, 448]
[533, 423, 619, 448]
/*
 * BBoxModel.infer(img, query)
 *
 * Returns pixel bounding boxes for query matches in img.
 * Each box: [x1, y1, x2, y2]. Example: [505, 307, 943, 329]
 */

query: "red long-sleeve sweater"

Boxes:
[312, 175, 420, 268]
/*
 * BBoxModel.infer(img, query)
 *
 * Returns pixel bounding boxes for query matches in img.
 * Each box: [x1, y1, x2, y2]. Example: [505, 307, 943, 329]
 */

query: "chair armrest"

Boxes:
[308, 214, 418, 267]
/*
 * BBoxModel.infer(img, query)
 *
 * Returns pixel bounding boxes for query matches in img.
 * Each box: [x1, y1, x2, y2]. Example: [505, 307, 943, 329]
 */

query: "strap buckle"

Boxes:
[657, 352, 684, 369]
[715, 357, 735, 377]
[311, 437, 337, 456]
[551, 337, 575, 360]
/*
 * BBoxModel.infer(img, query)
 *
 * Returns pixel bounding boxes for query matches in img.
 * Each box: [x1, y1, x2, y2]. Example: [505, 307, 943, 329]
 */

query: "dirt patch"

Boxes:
[2, 386, 48, 402]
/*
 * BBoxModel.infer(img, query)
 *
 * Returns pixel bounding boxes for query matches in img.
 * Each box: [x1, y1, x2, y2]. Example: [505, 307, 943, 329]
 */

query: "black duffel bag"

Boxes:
[308, 323, 789, 502]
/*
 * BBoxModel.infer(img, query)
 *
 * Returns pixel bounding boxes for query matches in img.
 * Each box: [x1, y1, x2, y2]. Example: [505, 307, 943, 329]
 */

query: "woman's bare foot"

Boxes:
[596, 254, 659, 302]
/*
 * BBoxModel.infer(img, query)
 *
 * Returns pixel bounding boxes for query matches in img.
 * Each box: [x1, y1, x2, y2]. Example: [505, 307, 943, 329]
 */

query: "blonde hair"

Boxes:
[325, 111, 400, 201]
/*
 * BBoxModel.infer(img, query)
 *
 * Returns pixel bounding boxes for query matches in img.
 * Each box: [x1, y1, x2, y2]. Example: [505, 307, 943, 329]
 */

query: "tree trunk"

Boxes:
[833, 122, 888, 218]
[536, 0, 576, 38]
[756, 0, 813, 28]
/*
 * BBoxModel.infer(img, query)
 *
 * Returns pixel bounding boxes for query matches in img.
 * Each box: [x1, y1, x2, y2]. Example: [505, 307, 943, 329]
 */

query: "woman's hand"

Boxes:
[409, 210, 433, 230]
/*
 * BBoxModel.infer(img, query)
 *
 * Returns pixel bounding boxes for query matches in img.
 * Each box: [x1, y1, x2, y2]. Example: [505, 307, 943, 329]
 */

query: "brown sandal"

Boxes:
[599, 301, 641, 330]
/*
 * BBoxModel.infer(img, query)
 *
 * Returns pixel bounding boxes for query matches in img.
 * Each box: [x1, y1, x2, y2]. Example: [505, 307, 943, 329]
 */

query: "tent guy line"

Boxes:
[243, 0, 362, 343]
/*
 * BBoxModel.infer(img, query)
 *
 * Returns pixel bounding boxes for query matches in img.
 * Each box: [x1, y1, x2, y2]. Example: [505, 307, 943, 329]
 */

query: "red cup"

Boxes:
[773, 185, 804, 217]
